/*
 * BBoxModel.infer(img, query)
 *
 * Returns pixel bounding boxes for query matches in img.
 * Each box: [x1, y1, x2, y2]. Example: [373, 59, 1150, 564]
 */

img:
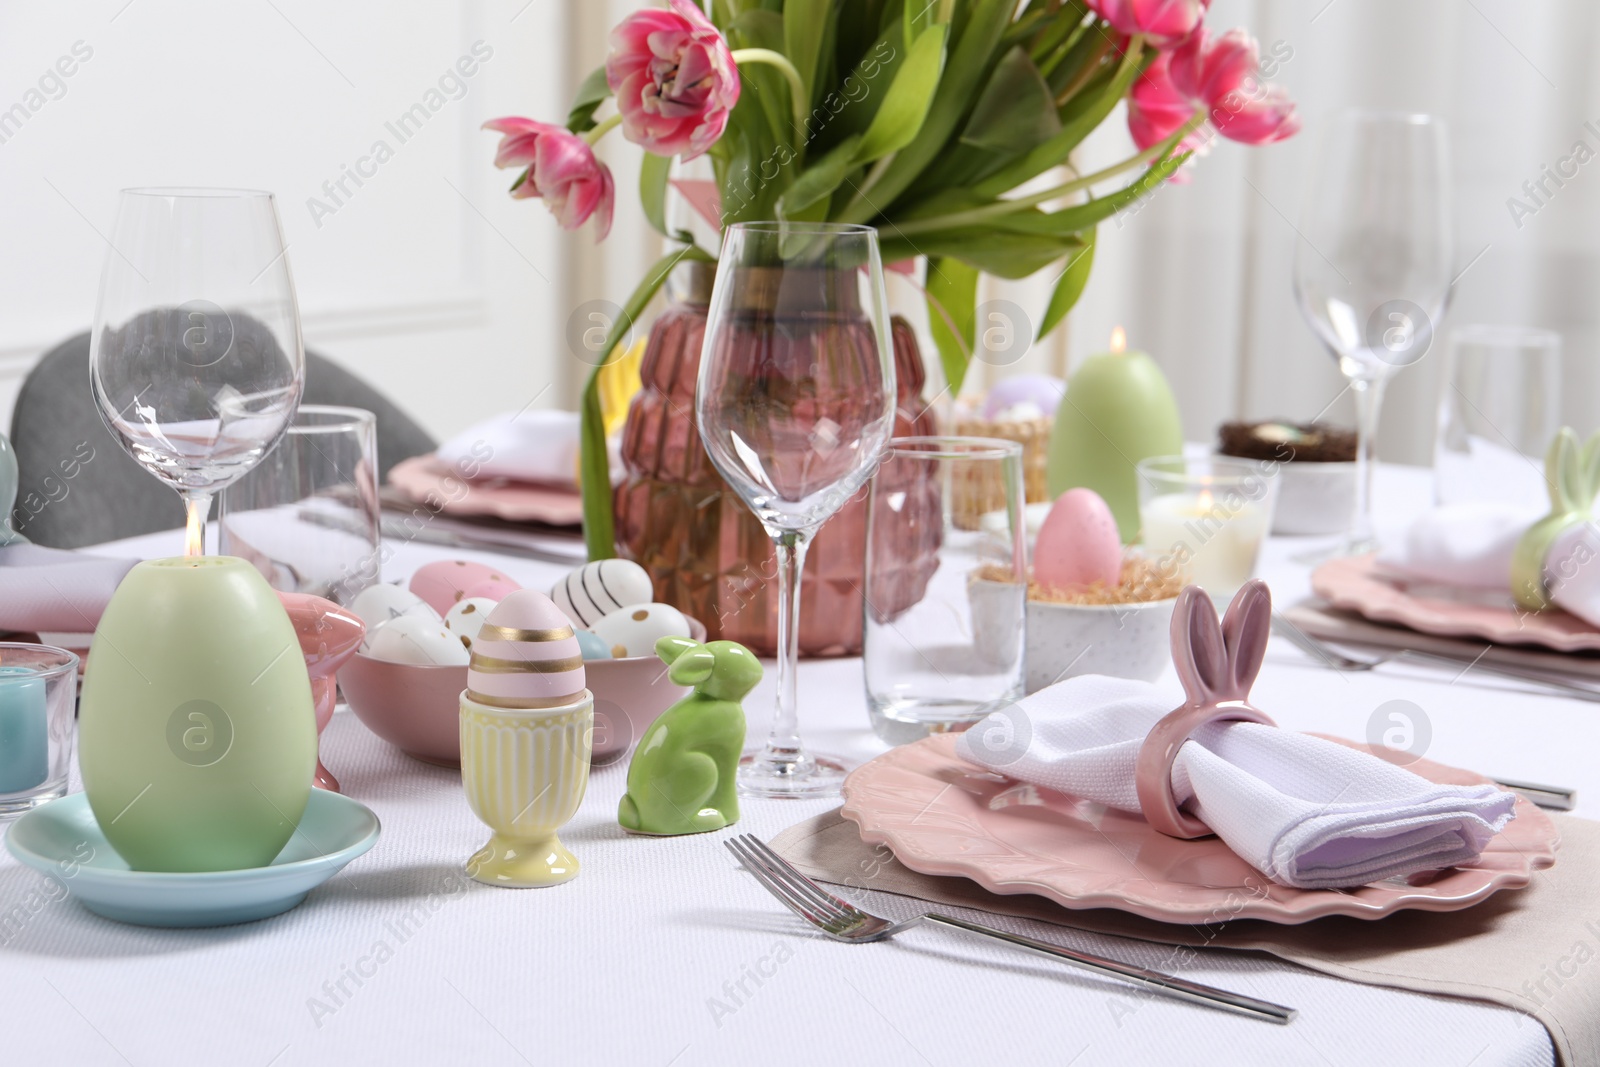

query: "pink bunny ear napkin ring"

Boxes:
[1135, 580, 1277, 840]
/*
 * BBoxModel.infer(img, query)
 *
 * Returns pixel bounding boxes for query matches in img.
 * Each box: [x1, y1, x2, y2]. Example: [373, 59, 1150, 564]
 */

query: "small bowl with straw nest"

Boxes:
[973, 556, 1181, 694]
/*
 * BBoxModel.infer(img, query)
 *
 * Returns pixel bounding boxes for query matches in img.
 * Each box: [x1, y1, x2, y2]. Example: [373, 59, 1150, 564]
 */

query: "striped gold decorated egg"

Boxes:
[466, 590, 586, 709]
[549, 559, 654, 628]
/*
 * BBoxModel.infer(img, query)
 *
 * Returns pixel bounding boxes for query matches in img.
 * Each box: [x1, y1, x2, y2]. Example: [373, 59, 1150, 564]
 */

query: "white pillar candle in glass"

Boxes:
[1137, 456, 1280, 600]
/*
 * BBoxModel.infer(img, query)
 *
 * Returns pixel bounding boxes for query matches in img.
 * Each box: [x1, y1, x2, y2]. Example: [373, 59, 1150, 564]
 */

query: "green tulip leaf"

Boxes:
[578, 246, 712, 559]
[785, 0, 833, 110]
[960, 46, 1060, 155]
[853, 23, 948, 165]
[778, 134, 862, 218]
[835, 0, 1014, 222]
[565, 65, 610, 134]
[974, 39, 1149, 198]
[879, 228, 1083, 279]
[925, 257, 979, 396]
[1038, 227, 1095, 339]
[640, 152, 673, 237]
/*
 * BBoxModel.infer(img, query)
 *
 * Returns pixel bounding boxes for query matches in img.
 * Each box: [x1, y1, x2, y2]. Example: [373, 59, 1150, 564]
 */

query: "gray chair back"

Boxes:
[9, 334, 436, 548]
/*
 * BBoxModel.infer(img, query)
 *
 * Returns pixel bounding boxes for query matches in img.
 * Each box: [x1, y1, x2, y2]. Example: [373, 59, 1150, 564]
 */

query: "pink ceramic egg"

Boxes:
[466, 589, 587, 709]
[409, 560, 520, 615]
[1033, 488, 1123, 592]
[463, 575, 521, 603]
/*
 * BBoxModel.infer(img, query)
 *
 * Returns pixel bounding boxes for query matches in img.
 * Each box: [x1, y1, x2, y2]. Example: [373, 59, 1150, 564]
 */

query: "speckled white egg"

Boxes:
[550, 559, 654, 628]
[589, 602, 691, 660]
[443, 597, 499, 652]
[352, 583, 440, 637]
[366, 615, 471, 666]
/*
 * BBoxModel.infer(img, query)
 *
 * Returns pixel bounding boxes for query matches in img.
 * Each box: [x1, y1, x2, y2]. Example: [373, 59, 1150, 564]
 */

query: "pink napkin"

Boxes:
[0, 543, 136, 633]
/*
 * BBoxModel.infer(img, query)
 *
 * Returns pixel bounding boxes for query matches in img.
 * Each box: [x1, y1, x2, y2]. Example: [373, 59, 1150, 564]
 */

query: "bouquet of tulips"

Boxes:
[485, 0, 1298, 555]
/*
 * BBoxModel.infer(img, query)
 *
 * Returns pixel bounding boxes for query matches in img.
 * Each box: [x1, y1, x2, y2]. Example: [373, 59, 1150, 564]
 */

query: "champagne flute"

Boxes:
[91, 188, 305, 556]
[1293, 110, 1453, 553]
[697, 222, 896, 798]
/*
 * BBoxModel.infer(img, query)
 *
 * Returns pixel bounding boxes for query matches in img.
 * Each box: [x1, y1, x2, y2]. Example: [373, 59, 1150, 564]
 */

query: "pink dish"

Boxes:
[388, 455, 583, 527]
[275, 591, 365, 793]
[339, 654, 466, 767]
[1312, 553, 1600, 653]
[339, 616, 705, 765]
[840, 732, 1558, 924]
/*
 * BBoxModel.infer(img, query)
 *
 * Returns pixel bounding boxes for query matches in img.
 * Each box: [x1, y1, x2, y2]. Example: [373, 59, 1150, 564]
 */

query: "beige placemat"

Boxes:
[773, 809, 1600, 1067]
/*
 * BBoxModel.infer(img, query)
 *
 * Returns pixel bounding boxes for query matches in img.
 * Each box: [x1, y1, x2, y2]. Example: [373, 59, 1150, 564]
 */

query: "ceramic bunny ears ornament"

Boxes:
[1134, 580, 1277, 839]
[1512, 427, 1600, 611]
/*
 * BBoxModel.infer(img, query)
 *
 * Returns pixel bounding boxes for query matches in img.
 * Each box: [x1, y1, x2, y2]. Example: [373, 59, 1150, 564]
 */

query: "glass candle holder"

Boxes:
[1434, 325, 1561, 511]
[219, 405, 380, 607]
[864, 437, 1027, 745]
[0, 643, 79, 818]
[1137, 456, 1280, 601]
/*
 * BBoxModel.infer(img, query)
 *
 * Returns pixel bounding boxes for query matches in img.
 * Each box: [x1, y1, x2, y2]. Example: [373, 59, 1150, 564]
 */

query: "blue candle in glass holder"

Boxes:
[0, 666, 48, 793]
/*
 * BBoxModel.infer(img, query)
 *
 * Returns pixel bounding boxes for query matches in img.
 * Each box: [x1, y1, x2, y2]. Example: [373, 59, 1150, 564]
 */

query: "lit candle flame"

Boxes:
[185, 506, 204, 557]
[1196, 487, 1214, 512]
[1109, 326, 1127, 354]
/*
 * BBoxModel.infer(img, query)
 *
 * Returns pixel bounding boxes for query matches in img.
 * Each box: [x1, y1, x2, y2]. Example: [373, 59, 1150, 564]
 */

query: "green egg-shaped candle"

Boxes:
[79, 556, 316, 872]
[1047, 331, 1183, 542]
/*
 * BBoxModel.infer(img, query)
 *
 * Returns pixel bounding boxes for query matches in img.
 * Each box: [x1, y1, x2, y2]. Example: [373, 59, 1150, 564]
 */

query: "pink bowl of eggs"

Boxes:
[971, 488, 1181, 693]
[338, 557, 702, 766]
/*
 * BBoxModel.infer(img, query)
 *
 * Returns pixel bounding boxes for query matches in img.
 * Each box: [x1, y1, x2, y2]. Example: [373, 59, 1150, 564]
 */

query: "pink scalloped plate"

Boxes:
[1312, 553, 1600, 653]
[839, 733, 1558, 924]
[389, 455, 583, 527]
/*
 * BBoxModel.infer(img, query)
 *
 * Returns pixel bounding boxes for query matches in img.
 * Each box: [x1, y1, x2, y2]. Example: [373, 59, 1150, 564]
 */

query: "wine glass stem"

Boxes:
[1349, 374, 1388, 551]
[184, 492, 213, 558]
[761, 528, 811, 767]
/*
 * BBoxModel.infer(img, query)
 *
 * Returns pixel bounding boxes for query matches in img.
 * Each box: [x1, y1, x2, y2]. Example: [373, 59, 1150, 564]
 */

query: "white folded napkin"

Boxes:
[435, 410, 581, 487]
[1379, 502, 1600, 626]
[0, 543, 137, 633]
[956, 674, 1517, 889]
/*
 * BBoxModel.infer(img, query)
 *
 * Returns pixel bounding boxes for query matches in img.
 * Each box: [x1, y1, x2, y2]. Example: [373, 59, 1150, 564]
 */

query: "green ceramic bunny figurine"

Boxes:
[617, 636, 762, 836]
[1512, 427, 1600, 610]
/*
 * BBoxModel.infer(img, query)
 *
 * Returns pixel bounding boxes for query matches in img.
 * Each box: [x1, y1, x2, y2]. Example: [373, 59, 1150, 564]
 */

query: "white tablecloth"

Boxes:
[1, 464, 1578, 1066]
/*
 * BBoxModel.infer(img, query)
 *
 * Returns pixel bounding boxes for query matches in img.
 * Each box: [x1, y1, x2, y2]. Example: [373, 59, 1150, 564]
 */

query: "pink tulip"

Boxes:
[1086, 0, 1211, 48]
[1127, 53, 1202, 153]
[1171, 28, 1300, 144]
[606, 0, 740, 160]
[484, 117, 616, 238]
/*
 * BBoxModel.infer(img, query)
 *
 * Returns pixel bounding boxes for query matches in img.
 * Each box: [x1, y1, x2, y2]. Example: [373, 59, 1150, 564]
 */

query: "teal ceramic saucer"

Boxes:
[4, 790, 380, 927]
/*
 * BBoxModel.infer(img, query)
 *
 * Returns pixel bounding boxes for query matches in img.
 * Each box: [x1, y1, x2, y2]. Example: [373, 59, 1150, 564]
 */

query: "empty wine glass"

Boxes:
[91, 188, 305, 556]
[697, 222, 897, 798]
[1293, 110, 1453, 553]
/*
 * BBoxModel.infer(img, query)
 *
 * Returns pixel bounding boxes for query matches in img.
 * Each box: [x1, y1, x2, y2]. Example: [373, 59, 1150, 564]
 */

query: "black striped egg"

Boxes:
[550, 559, 654, 628]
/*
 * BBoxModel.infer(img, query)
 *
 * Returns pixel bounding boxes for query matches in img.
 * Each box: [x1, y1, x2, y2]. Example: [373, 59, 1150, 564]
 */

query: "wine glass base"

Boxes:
[737, 751, 851, 799]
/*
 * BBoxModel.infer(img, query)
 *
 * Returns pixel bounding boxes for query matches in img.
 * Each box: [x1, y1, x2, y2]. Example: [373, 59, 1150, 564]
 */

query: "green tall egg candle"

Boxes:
[1047, 329, 1183, 542]
[79, 556, 316, 872]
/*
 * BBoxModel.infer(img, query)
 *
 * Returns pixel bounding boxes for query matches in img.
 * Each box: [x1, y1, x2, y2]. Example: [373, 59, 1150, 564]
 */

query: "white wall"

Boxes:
[0, 0, 577, 441]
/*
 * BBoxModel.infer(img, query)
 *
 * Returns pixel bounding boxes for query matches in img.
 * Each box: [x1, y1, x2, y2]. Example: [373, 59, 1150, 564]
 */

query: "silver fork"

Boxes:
[1270, 613, 1600, 704]
[725, 834, 1295, 1025]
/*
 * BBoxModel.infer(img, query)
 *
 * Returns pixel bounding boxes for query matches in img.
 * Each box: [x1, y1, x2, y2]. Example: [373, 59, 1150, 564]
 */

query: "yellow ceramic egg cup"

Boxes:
[459, 690, 593, 887]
